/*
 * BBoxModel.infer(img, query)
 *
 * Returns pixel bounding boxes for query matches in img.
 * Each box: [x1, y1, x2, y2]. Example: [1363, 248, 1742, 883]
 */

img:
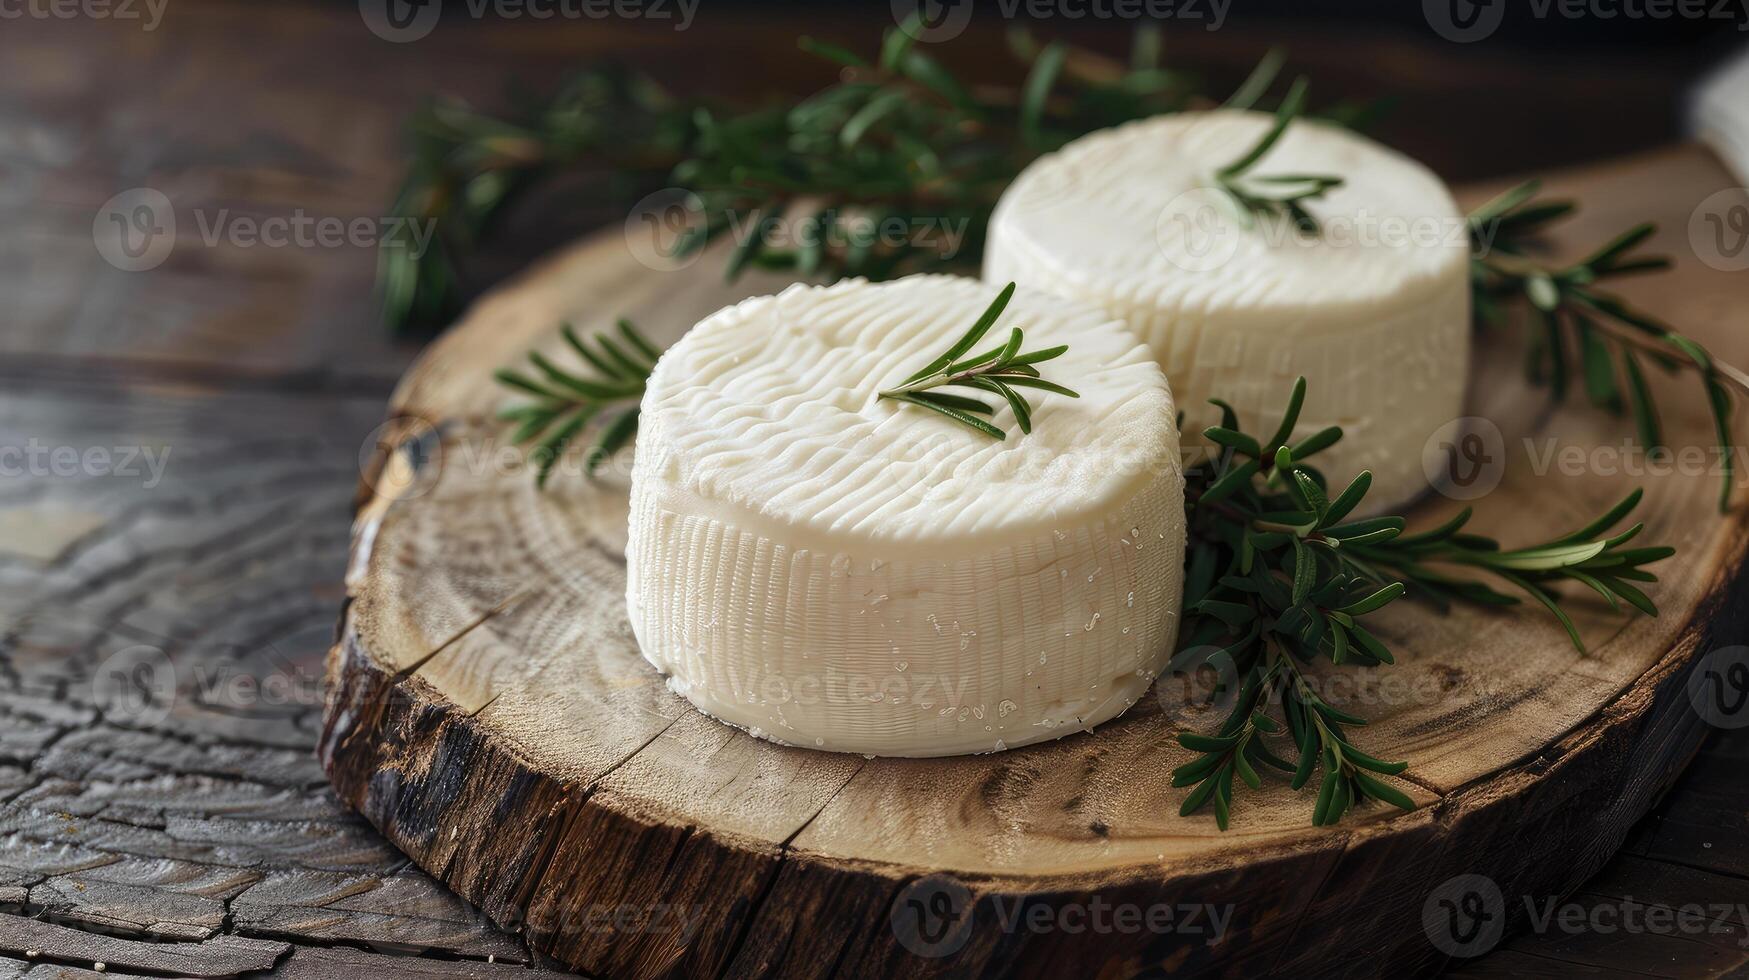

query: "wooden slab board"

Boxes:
[320, 144, 1749, 978]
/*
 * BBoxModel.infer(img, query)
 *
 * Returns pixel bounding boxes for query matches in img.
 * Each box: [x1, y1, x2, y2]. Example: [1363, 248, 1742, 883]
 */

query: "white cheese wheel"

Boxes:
[986, 110, 1471, 511]
[626, 275, 1185, 757]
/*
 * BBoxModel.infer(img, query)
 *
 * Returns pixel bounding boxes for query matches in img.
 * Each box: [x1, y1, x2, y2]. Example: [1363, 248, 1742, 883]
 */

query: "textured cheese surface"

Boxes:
[626, 275, 1186, 757]
[986, 110, 1471, 510]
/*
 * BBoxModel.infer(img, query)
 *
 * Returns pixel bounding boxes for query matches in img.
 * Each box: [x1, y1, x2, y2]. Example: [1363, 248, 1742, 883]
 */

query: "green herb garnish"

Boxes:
[877, 282, 1079, 440]
[1468, 180, 1749, 510]
[1213, 67, 1344, 233]
[381, 22, 1206, 334]
[1173, 377, 1672, 828]
[493, 319, 658, 486]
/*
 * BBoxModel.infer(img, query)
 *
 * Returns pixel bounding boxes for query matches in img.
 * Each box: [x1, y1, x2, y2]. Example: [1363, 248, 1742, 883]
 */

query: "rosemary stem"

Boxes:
[882, 363, 985, 397]
[1580, 312, 1749, 397]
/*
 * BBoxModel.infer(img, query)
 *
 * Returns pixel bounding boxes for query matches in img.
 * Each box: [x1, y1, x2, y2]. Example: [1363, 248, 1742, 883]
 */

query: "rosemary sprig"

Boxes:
[493, 319, 660, 486]
[377, 22, 1269, 332]
[383, 68, 696, 333]
[494, 281, 1078, 485]
[877, 282, 1078, 439]
[1213, 70, 1343, 232]
[647, 19, 1207, 286]
[1174, 377, 1671, 828]
[378, 26, 1391, 333]
[1468, 180, 1748, 510]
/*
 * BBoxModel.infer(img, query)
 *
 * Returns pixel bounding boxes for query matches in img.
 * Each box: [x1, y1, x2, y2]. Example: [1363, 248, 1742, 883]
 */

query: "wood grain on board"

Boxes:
[321, 144, 1749, 976]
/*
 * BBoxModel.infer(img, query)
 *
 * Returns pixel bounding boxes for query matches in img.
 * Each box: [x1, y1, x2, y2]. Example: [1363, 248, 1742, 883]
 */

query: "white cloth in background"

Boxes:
[1692, 47, 1749, 182]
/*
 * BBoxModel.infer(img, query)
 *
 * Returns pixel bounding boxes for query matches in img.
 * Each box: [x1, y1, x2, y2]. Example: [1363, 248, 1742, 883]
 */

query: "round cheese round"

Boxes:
[626, 275, 1185, 757]
[985, 110, 1471, 511]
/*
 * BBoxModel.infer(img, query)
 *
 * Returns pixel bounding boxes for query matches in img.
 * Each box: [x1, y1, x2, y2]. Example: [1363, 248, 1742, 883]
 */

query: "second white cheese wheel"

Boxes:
[986, 110, 1471, 511]
[626, 275, 1185, 757]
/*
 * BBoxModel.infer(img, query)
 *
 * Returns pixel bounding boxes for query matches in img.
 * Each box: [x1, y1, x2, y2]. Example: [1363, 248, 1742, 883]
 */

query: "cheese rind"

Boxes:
[986, 110, 1471, 511]
[626, 275, 1185, 757]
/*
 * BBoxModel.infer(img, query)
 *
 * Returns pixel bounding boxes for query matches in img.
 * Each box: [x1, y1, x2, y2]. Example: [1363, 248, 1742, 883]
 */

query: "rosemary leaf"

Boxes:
[496, 319, 658, 487]
[1223, 47, 1286, 111]
[880, 283, 1078, 439]
[891, 393, 1005, 439]
[1213, 73, 1344, 232]
[1468, 181, 1748, 510]
[375, 24, 1223, 332]
[1020, 42, 1068, 149]
[1174, 377, 1674, 829]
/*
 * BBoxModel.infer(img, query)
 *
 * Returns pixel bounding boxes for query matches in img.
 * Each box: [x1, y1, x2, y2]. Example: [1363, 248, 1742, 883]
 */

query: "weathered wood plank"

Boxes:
[270, 945, 573, 979]
[1632, 730, 1749, 880]
[229, 869, 527, 961]
[0, 917, 289, 977]
[0, 378, 540, 968]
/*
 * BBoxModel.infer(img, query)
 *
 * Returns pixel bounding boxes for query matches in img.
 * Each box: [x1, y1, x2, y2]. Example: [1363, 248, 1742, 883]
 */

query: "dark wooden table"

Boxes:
[0, 2, 1742, 976]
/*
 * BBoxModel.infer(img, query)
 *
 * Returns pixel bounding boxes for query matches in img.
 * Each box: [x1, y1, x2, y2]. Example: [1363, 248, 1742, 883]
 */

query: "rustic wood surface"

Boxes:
[1, 1, 1745, 976]
[323, 142, 1749, 978]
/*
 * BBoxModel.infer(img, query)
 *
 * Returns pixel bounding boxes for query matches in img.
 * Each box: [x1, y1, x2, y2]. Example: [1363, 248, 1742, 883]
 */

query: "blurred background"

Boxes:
[6, 0, 1746, 372]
